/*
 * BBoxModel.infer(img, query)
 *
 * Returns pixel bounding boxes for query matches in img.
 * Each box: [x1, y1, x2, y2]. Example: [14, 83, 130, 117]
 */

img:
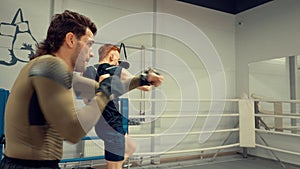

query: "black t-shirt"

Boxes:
[94, 63, 125, 134]
[95, 63, 122, 82]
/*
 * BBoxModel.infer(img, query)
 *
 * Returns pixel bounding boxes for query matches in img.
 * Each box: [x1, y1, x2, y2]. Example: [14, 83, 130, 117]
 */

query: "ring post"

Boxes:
[0, 89, 9, 158]
[239, 99, 255, 158]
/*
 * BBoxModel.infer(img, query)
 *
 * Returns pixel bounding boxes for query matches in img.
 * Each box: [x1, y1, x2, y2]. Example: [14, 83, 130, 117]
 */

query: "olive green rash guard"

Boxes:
[4, 55, 108, 160]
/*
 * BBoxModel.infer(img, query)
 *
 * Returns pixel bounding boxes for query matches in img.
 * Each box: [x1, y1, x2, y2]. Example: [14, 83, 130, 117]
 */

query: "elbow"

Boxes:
[61, 126, 86, 144]
[66, 136, 82, 144]
[63, 132, 84, 144]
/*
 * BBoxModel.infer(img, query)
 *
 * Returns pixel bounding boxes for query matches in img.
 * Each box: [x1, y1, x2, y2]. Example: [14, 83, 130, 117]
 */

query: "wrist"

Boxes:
[140, 71, 150, 86]
[140, 68, 160, 86]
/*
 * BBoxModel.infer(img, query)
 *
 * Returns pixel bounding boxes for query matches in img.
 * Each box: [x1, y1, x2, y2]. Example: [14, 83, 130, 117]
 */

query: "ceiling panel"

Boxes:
[177, 0, 273, 14]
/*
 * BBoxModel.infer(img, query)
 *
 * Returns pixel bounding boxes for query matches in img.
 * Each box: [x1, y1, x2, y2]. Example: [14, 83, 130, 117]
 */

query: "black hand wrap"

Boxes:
[96, 67, 160, 99]
[118, 60, 130, 69]
[96, 75, 125, 100]
[140, 68, 160, 86]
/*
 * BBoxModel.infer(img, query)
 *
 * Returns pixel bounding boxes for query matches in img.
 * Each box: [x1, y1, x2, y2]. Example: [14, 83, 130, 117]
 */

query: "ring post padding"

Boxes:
[120, 98, 129, 133]
[239, 99, 255, 147]
[274, 102, 283, 132]
[0, 89, 9, 157]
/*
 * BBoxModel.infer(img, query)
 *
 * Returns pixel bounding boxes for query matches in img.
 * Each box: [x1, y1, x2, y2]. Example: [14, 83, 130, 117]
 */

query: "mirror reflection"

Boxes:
[249, 56, 300, 134]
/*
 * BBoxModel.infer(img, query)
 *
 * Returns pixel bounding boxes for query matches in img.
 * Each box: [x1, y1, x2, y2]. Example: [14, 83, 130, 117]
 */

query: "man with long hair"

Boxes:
[0, 10, 163, 169]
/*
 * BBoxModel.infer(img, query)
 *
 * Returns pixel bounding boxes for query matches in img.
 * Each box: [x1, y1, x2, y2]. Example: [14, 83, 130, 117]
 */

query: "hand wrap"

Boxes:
[96, 75, 125, 100]
[140, 68, 160, 86]
[96, 67, 160, 100]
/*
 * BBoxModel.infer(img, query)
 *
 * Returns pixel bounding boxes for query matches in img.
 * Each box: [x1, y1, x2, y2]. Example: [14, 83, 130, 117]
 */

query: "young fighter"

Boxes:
[91, 44, 153, 169]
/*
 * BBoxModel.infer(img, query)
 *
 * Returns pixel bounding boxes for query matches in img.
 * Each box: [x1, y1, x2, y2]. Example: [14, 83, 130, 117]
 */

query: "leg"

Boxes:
[106, 134, 136, 169]
[97, 129, 125, 169]
[106, 160, 123, 169]
[123, 134, 136, 162]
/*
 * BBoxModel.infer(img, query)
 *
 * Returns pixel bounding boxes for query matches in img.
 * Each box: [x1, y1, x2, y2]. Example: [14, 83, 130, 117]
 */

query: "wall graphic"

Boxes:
[0, 8, 38, 66]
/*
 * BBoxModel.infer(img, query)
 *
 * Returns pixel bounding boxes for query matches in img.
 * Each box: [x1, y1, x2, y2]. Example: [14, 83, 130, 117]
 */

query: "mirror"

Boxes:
[249, 56, 300, 134]
[249, 57, 290, 100]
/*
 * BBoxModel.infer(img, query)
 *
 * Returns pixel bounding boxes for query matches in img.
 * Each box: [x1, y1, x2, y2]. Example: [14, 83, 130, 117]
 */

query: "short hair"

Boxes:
[31, 10, 97, 59]
[98, 44, 120, 62]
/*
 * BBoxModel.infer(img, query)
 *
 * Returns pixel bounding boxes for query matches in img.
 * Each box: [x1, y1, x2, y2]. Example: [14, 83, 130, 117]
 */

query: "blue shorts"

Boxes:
[95, 118, 125, 161]
[102, 131, 125, 161]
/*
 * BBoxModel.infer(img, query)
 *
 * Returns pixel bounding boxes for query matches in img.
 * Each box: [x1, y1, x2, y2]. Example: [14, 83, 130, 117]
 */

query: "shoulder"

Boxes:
[97, 63, 111, 76]
[83, 64, 98, 79]
[29, 55, 72, 89]
[98, 63, 111, 70]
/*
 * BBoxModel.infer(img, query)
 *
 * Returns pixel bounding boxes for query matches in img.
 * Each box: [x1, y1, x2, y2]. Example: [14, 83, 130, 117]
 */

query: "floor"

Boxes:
[65, 155, 299, 169]
[127, 155, 299, 169]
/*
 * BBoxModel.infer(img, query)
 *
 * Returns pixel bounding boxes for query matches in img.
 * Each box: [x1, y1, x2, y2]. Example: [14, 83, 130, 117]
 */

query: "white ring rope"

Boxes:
[255, 114, 300, 119]
[253, 99, 300, 103]
[276, 113, 300, 116]
[251, 94, 300, 103]
[259, 126, 300, 130]
[129, 113, 239, 118]
[126, 98, 300, 103]
[133, 143, 240, 156]
[126, 99, 240, 102]
[256, 129, 300, 137]
[256, 144, 300, 156]
[130, 128, 239, 137]
[257, 110, 300, 116]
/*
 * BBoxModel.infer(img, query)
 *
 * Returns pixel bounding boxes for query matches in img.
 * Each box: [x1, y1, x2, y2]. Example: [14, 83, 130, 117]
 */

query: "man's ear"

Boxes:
[65, 32, 76, 48]
[109, 53, 114, 61]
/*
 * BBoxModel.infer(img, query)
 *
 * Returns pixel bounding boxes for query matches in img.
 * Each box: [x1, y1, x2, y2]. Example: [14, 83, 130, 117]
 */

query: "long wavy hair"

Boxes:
[31, 10, 97, 59]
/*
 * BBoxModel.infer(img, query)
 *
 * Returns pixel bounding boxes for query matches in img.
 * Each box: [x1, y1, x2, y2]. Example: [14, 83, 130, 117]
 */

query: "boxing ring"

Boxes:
[0, 89, 300, 169]
[54, 97, 300, 169]
[57, 98, 242, 168]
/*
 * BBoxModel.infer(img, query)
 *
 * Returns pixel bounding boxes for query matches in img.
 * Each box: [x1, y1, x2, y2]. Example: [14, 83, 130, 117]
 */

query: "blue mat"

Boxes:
[0, 89, 9, 157]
